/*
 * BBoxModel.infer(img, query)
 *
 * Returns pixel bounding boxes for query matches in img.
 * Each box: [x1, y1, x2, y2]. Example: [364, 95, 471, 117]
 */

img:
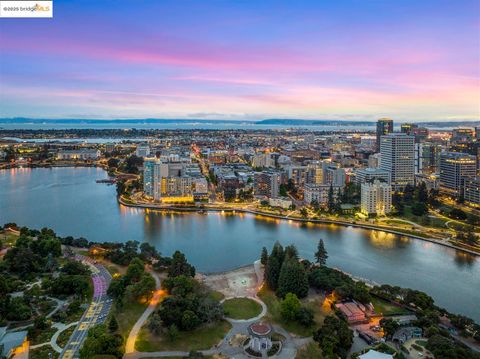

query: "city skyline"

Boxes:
[0, 0, 479, 121]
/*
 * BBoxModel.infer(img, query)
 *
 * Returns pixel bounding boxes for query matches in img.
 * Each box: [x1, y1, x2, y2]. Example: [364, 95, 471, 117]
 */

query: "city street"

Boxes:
[59, 255, 112, 359]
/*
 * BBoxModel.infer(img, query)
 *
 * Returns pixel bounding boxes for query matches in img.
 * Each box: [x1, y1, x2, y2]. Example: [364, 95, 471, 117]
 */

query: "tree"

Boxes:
[168, 251, 195, 278]
[411, 202, 428, 216]
[265, 255, 281, 290]
[79, 324, 124, 359]
[327, 185, 335, 213]
[167, 324, 179, 341]
[148, 313, 163, 335]
[277, 257, 309, 299]
[314, 316, 353, 358]
[108, 316, 119, 332]
[315, 239, 328, 266]
[300, 208, 308, 218]
[260, 247, 268, 265]
[380, 318, 399, 339]
[296, 307, 315, 327]
[124, 258, 145, 283]
[280, 292, 301, 321]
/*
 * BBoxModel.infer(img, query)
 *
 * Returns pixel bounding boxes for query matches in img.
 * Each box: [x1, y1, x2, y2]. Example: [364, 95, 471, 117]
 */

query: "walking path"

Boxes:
[124, 269, 162, 354]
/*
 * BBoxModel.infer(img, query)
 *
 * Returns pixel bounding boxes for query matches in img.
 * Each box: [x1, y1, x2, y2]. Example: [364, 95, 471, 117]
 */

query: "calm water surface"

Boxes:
[0, 167, 479, 320]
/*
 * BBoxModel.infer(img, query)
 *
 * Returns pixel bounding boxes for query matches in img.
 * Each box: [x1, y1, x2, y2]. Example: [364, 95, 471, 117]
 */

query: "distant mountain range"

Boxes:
[0, 118, 479, 128]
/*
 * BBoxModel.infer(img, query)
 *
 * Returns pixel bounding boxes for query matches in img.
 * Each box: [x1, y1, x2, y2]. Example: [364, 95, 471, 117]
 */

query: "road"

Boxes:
[59, 254, 113, 359]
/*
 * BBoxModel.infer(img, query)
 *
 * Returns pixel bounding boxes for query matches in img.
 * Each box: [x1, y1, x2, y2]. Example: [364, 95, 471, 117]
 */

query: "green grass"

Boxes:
[222, 298, 262, 320]
[258, 287, 331, 337]
[371, 296, 411, 316]
[416, 339, 428, 348]
[111, 300, 148, 339]
[296, 342, 323, 358]
[209, 290, 225, 302]
[56, 325, 75, 348]
[135, 320, 231, 351]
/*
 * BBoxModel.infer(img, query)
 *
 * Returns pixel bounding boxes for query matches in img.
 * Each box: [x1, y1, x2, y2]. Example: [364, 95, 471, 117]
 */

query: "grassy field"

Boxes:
[222, 298, 262, 320]
[135, 320, 231, 352]
[111, 300, 149, 339]
[258, 287, 331, 337]
[296, 342, 323, 358]
[371, 296, 411, 316]
[209, 290, 225, 302]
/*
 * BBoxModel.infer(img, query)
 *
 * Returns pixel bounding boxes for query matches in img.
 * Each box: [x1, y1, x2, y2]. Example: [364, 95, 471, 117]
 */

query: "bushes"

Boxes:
[280, 293, 315, 328]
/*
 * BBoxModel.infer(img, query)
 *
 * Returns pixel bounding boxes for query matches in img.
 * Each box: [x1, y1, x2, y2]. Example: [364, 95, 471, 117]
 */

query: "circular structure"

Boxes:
[249, 322, 272, 337]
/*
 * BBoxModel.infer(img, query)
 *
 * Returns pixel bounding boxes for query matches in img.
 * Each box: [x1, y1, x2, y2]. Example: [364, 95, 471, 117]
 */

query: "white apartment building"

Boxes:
[355, 168, 391, 185]
[361, 180, 392, 216]
[379, 133, 415, 191]
[303, 184, 342, 205]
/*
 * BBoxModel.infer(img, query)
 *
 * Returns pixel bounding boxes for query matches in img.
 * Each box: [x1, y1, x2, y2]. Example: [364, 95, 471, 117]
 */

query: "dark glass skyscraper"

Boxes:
[376, 118, 394, 151]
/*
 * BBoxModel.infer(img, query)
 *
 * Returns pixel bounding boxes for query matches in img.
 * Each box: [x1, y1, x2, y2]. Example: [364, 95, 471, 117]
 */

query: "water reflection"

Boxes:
[454, 251, 477, 267]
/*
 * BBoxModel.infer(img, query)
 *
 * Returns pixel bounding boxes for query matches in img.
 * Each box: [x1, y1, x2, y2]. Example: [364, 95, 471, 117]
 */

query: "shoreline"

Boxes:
[118, 197, 480, 257]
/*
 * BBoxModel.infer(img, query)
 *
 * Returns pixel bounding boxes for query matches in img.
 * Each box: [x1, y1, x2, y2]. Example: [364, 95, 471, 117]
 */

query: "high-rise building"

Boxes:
[439, 152, 476, 197]
[355, 168, 391, 184]
[401, 123, 418, 135]
[376, 118, 394, 151]
[380, 133, 415, 191]
[464, 177, 480, 206]
[415, 143, 441, 175]
[368, 153, 381, 168]
[143, 158, 157, 197]
[361, 180, 392, 216]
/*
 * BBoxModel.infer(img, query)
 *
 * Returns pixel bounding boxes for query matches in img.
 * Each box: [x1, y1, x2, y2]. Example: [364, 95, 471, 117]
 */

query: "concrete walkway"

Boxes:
[124, 269, 162, 354]
[29, 321, 78, 353]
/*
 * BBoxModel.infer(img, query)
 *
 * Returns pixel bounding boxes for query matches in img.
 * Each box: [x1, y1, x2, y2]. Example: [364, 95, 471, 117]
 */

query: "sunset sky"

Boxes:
[0, 0, 479, 121]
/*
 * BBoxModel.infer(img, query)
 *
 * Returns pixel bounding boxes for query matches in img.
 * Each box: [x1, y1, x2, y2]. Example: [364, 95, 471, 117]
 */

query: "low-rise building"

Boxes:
[303, 183, 342, 205]
[56, 149, 100, 160]
[269, 197, 292, 209]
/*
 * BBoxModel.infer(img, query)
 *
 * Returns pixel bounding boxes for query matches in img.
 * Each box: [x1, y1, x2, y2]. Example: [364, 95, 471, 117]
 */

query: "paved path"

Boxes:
[124, 269, 162, 354]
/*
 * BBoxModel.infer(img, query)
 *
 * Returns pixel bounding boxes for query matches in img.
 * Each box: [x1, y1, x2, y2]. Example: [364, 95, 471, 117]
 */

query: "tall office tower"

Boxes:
[439, 152, 476, 197]
[380, 133, 415, 191]
[415, 143, 441, 175]
[361, 180, 392, 216]
[376, 118, 394, 152]
[143, 158, 157, 197]
[475, 127, 480, 140]
[401, 123, 418, 135]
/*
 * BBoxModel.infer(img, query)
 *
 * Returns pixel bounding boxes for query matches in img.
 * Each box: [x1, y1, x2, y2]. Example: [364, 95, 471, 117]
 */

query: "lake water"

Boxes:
[0, 167, 479, 320]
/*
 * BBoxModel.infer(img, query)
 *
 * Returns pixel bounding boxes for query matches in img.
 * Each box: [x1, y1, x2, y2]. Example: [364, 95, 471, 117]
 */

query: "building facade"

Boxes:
[379, 133, 415, 191]
[361, 180, 392, 216]
[439, 152, 476, 197]
[376, 118, 394, 151]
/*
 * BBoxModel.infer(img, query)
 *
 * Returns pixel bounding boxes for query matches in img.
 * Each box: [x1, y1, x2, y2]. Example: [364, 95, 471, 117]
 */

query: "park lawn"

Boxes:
[258, 287, 331, 337]
[209, 290, 225, 302]
[111, 300, 149, 339]
[135, 320, 231, 352]
[296, 342, 323, 358]
[371, 296, 410, 316]
[222, 298, 262, 320]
